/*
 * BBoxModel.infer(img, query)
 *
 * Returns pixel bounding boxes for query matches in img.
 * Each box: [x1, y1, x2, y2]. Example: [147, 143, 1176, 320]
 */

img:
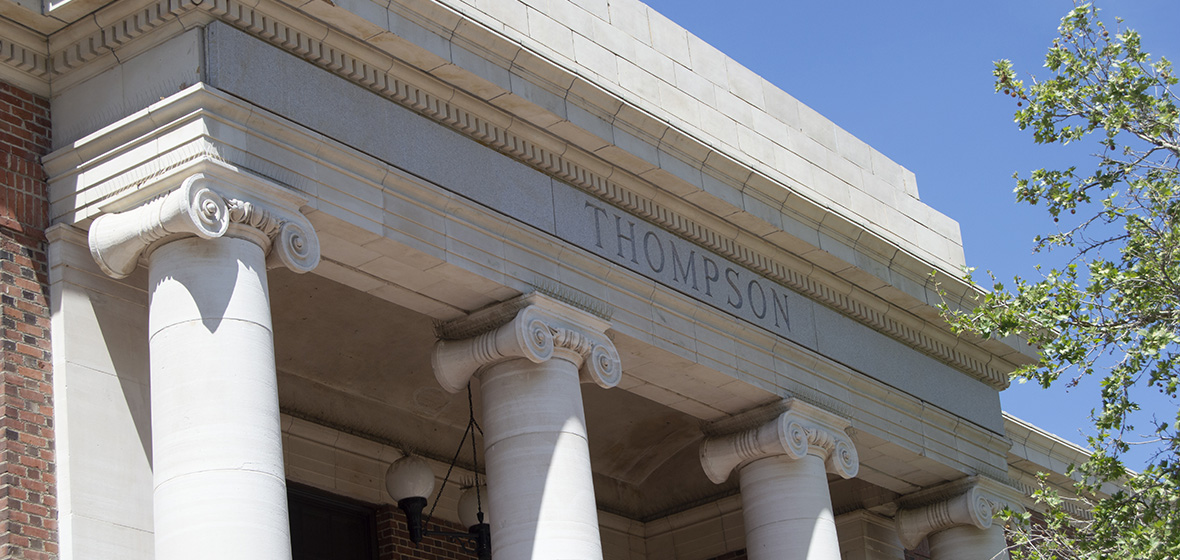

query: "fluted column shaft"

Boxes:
[699, 400, 859, 560]
[433, 294, 621, 560]
[88, 170, 320, 559]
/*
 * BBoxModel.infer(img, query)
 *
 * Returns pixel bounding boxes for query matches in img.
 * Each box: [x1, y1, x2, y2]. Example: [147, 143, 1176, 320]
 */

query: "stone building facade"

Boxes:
[0, 0, 1088, 558]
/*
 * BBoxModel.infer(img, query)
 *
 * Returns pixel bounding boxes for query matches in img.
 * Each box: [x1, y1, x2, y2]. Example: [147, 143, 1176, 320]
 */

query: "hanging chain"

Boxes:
[467, 384, 484, 522]
[423, 382, 485, 529]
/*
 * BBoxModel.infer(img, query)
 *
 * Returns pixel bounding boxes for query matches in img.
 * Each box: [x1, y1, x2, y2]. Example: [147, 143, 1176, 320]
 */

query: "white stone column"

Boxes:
[895, 476, 1020, 560]
[88, 170, 320, 560]
[699, 400, 859, 560]
[432, 293, 621, 560]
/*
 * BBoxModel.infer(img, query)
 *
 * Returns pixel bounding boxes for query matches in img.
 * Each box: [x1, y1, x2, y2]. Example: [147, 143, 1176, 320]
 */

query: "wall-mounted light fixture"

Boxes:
[385, 386, 491, 559]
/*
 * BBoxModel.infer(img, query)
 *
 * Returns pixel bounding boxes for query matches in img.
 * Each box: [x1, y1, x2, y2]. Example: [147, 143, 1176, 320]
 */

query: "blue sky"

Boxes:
[639, 0, 1180, 466]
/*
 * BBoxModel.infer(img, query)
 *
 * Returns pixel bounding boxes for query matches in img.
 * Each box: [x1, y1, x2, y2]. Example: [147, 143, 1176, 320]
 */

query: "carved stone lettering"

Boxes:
[642, 231, 664, 273]
[562, 192, 809, 340]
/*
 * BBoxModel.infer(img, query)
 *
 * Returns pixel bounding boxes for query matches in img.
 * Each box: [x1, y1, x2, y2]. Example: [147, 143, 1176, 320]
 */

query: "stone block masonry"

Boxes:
[0, 83, 49, 234]
[0, 80, 56, 560]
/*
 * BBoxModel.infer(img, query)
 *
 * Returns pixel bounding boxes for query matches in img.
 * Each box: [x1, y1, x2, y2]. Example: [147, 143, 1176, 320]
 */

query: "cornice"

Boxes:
[0, 17, 51, 95]
[1002, 412, 1113, 511]
[0, 42, 47, 78]
[33, 0, 1023, 390]
[1003, 468, 1093, 519]
[1003, 413, 1091, 469]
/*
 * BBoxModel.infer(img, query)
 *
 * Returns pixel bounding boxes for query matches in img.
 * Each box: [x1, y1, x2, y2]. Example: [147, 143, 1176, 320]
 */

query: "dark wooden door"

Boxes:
[288, 483, 379, 560]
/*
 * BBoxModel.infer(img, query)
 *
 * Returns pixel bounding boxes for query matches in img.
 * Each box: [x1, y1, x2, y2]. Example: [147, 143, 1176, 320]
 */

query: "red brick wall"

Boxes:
[376, 505, 480, 560]
[0, 80, 55, 559]
[376, 504, 752, 560]
[374, 506, 754, 560]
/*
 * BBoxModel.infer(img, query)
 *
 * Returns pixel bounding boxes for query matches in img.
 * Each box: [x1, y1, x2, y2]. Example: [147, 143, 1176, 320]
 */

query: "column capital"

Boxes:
[699, 399, 859, 484]
[432, 293, 621, 393]
[894, 476, 1023, 549]
[88, 170, 320, 278]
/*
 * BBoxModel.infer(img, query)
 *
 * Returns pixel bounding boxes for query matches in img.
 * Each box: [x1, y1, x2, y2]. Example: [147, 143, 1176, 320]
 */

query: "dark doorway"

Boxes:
[288, 482, 379, 560]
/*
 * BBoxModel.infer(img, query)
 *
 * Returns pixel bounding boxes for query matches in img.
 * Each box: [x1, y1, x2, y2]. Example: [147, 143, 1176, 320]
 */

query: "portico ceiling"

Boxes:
[268, 267, 914, 521]
[269, 267, 730, 519]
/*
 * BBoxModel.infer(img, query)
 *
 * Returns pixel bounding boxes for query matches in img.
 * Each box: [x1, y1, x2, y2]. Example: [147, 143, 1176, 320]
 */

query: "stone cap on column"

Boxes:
[87, 163, 320, 278]
[894, 475, 1025, 549]
[699, 398, 859, 484]
[432, 292, 622, 393]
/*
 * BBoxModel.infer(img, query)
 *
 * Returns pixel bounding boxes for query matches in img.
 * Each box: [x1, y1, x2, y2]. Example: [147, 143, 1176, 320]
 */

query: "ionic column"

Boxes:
[433, 293, 621, 560]
[895, 476, 1020, 560]
[88, 171, 320, 559]
[700, 400, 859, 560]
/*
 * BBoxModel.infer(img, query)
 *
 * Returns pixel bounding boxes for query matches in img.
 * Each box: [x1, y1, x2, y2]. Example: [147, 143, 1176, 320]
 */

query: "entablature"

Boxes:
[44, 84, 1016, 486]
[29, 0, 1034, 391]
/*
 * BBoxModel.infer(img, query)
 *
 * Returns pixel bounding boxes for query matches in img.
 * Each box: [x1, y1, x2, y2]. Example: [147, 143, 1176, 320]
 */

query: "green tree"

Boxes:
[941, 2, 1180, 558]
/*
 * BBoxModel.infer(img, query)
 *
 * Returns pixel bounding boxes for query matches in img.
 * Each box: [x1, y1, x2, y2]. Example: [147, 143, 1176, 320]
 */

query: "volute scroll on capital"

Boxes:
[432, 293, 622, 394]
[87, 172, 321, 278]
[894, 476, 1023, 549]
[699, 399, 859, 484]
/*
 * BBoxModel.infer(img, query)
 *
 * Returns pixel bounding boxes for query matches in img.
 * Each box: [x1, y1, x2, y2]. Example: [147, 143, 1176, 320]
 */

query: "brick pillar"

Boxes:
[376, 505, 479, 560]
[0, 80, 56, 559]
